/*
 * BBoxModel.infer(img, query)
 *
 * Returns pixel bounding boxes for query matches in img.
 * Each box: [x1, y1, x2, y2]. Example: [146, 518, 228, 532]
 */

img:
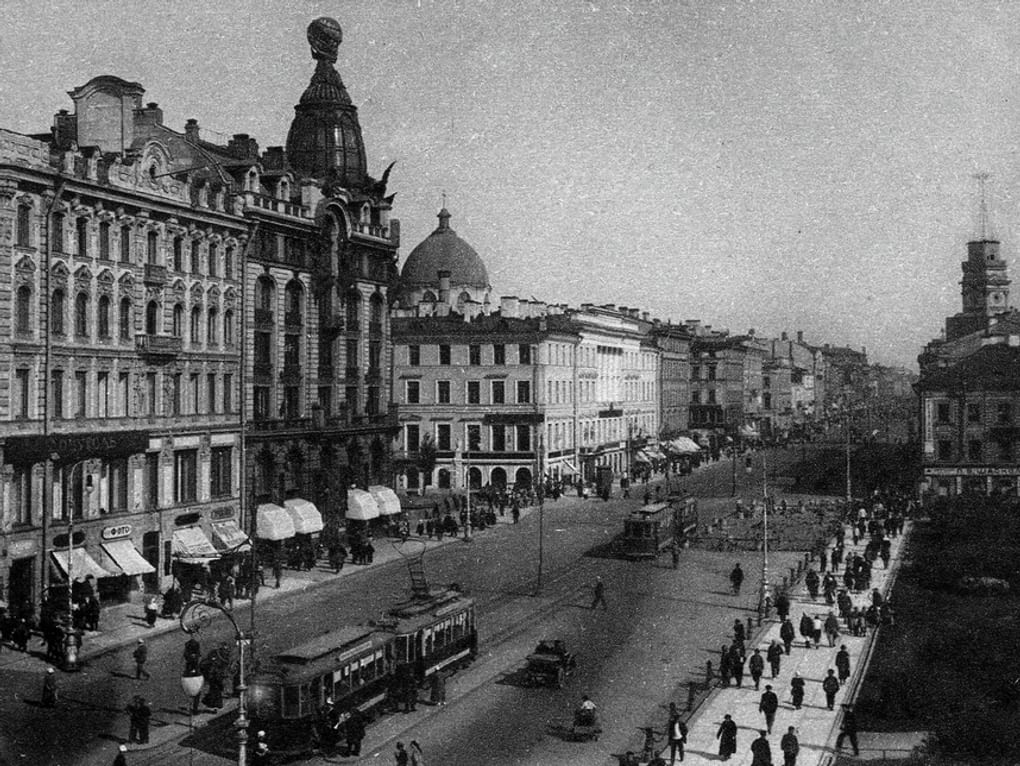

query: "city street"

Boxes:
[0, 449, 829, 766]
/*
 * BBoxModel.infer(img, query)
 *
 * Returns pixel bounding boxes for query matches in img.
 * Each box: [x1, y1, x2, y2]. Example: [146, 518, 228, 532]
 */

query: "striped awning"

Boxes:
[172, 527, 220, 564]
[368, 486, 402, 516]
[256, 504, 296, 541]
[284, 499, 324, 535]
[211, 519, 252, 553]
[51, 547, 115, 580]
[101, 539, 156, 576]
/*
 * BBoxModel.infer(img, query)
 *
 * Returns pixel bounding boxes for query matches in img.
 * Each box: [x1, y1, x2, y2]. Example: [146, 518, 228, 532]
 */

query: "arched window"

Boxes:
[97, 295, 110, 338]
[207, 307, 218, 345]
[190, 241, 201, 274]
[50, 288, 65, 334]
[457, 291, 471, 308]
[119, 225, 131, 262]
[422, 290, 438, 303]
[120, 298, 132, 339]
[15, 285, 32, 334]
[145, 301, 159, 335]
[224, 310, 234, 346]
[224, 246, 234, 280]
[286, 281, 303, 324]
[172, 304, 184, 337]
[345, 290, 361, 326]
[74, 293, 89, 337]
[190, 306, 202, 344]
[172, 237, 183, 271]
[146, 231, 158, 264]
[207, 243, 218, 277]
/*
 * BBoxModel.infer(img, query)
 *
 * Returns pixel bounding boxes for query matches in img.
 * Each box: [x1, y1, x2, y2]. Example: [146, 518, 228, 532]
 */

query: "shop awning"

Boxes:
[561, 460, 580, 474]
[101, 539, 156, 576]
[739, 425, 760, 438]
[368, 486, 402, 516]
[346, 489, 380, 521]
[667, 437, 703, 454]
[172, 527, 220, 564]
[646, 447, 667, 460]
[633, 450, 652, 464]
[211, 519, 252, 553]
[256, 504, 296, 541]
[51, 547, 115, 580]
[284, 499, 324, 535]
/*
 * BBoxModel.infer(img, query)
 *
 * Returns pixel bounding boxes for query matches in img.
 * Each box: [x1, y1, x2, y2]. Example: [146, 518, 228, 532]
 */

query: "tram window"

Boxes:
[283, 685, 300, 718]
[322, 674, 334, 701]
[375, 650, 386, 677]
[309, 678, 321, 709]
[351, 664, 361, 688]
[335, 665, 350, 695]
[300, 683, 313, 716]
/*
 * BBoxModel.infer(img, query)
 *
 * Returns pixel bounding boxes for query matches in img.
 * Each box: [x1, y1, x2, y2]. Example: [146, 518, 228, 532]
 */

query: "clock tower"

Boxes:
[945, 238, 1012, 341]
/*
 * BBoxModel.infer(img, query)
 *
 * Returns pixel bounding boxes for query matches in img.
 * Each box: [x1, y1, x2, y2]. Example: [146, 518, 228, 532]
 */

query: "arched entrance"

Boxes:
[437, 468, 451, 490]
[515, 467, 533, 488]
[467, 466, 482, 491]
[490, 467, 507, 489]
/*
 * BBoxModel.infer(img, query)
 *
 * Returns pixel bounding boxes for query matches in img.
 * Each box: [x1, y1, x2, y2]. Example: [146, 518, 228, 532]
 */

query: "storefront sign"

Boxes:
[5, 431, 150, 464]
[7, 539, 37, 558]
[101, 524, 133, 540]
[211, 507, 235, 520]
[924, 466, 1020, 477]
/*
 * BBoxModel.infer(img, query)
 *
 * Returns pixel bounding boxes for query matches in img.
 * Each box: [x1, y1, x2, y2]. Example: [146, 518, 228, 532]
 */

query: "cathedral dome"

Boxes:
[401, 208, 490, 289]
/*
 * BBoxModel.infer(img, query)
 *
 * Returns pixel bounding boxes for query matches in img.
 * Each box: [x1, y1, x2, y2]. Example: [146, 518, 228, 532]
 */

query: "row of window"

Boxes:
[19, 208, 237, 278]
[406, 343, 532, 367]
[934, 439, 1013, 463]
[7, 447, 233, 526]
[14, 287, 235, 346]
[934, 401, 1014, 425]
[13, 368, 235, 420]
[405, 379, 530, 405]
[251, 384, 382, 421]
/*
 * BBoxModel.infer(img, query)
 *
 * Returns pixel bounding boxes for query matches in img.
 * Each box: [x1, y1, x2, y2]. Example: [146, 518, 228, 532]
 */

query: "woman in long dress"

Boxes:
[716, 713, 737, 760]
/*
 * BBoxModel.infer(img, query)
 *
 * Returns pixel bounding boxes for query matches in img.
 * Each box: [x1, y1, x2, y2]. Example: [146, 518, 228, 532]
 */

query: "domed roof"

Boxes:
[401, 208, 490, 289]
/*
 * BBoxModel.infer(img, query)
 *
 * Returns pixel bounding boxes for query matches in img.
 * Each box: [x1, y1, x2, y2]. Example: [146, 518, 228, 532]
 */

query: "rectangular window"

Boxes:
[190, 373, 200, 414]
[368, 340, 381, 371]
[346, 386, 359, 415]
[436, 423, 451, 451]
[967, 403, 981, 423]
[118, 372, 129, 417]
[936, 402, 950, 424]
[253, 386, 270, 421]
[223, 374, 233, 413]
[99, 221, 110, 259]
[208, 243, 218, 277]
[171, 373, 182, 415]
[318, 386, 332, 416]
[284, 386, 300, 418]
[707, 366, 717, 381]
[173, 238, 183, 271]
[104, 458, 128, 513]
[145, 452, 159, 510]
[174, 449, 198, 503]
[366, 386, 379, 415]
[437, 380, 451, 404]
[146, 230, 158, 264]
[76, 217, 88, 257]
[491, 424, 507, 451]
[937, 440, 952, 461]
[146, 372, 157, 416]
[469, 345, 481, 365]
[467, 424, 481, 451]
[968, 440, 982, 461]
[491, 380, 505, 404]
[405, 424, 420, 452]
[97, 371, 109, 418]
[16, 205, 31, 247]
[467, 380, 480, 404]
[408, 345, 420, 366]
[190, 241, 201, 273]
[493, 344, 505, 365]
[406, 380, 420, 404]
[691, 390, 701, 405]
[439, 344, 451, 365]
[254, 331, 272, 368]
[516, 380, 531, 403]
[707, 389, 717, 404]
[224, 247, 233, 279]
[14, 368, 30, 419]
[13, 465, 32, 525]
[210, 447, 232, 498]
[519, 344, 532, 365]
[120, 226, 131, 262]
[516, 425, 531, 451]
[74, 370, 87, 418]
[208, 374, 217, 414]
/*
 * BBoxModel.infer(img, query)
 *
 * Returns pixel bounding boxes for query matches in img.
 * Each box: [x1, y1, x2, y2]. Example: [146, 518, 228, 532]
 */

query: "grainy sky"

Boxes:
[3, 0, 1019, 367]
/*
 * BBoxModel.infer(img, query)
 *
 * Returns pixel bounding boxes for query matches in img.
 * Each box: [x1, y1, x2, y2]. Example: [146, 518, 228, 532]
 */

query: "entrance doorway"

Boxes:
[8, 557, 34, 613]
[142, 532, 160, 593]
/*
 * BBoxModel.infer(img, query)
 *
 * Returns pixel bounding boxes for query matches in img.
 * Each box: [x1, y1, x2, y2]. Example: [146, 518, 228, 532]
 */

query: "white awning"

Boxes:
[368, 486, 402, 516]
[561, 460, 580, 474]
[284, 499, 324, 535]
[51, 547, 116, 580]
[211, 520, 252, 553]
[646, 447, 667, 460]
[346, 489, 380, 521]
[740, 425, 760, 438]
[668, 437, 703, 454]
[172, 527, 220, 564]
[633, 450, 652, 464]
[101, 539, 156, 576]
[256, 504, 296, 541]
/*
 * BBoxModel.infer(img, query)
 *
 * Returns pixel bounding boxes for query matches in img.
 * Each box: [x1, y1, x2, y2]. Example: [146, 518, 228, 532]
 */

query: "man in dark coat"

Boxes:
[113, 744, 128, 766]
[779, 618, 795, 655]
[133, 639, 150, 680]
[733, 619, 746, 645]
[719, 645, 732, 687]
[730, 646, 746, 688]
[799, 613, 813, 649]
[790, 672, 805, 709]
[667, 713, 688, 765]
[805, 569, 819, 599]
[750, 730, 772, 766]
[730, 563, 744, 595]
[780, 727, 799, 766]
[346, 708, 367, 756]
[835, 645, 851, 685]
[716, 714, 737, 760]
[41, 667, 58, 707]
[836, 704, 860, 755]
[822, 669, 841, 710]
[749, 648, 765, 690]
[759, 685, 779, 735]
[774, 592, 790, 621]
[766, 640, 783, 679]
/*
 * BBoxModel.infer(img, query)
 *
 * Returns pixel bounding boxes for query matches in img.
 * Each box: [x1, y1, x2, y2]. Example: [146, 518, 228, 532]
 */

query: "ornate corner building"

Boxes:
[0, 17, 399, 615]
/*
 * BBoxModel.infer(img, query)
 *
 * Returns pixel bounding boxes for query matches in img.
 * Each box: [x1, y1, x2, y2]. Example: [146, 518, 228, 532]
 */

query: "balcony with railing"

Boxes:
[244, 191, 308, 219]
[135, 333, 181, 358]
[143, 264, 168, 286]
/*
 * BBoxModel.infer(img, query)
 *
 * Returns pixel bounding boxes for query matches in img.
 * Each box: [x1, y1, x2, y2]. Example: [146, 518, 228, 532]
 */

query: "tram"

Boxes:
[248, 588, 476, 750]
[617, 494, 699, 560]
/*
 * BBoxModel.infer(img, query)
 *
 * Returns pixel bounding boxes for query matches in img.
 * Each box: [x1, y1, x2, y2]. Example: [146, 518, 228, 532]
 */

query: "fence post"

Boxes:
[746, 616, 753, 636]
[687, 682, 697, 711]
[705, 660, 713, 685]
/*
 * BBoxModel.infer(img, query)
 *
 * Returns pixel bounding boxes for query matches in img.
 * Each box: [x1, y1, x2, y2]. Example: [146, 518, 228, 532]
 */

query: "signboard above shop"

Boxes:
[5, 431, 150, 464]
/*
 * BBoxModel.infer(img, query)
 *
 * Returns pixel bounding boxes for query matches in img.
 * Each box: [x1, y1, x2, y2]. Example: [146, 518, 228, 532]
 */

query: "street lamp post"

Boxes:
[179, 600, 249, 766]
[180, 671, 203, 766]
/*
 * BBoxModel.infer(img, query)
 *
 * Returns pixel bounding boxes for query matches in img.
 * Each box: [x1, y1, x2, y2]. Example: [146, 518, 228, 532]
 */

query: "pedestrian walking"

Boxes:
[749, 648, 765, 690]
[799, 613, 813, 649]
[733, 619, 746, 645]
[805, 568, 819, 599]
[591, 576, 608, 610]
[775, 592, 790, 621]
[779, 618, 795, 655]
[395, 741, 409, 766]
[719, 645, 732, 687]
[133, 639, 150, 680]
[759, 685, 779, 734]
[811, 615, 823, 648]
[836, 704, 860, 755]
[766, 640, 783, 679]
[790, 672, 805, 709]
[780, 727, 799, 766]
[668, 714, 688, 765]
[750, 730, 772, 766]
[41, 667, 58, 707]
[716, 714, 738, 761]
[410, 740, 425, 766]
[346, 708, 366, 756]
[144, 597, 158, 628]
[730, 647, 746, 688]
[824, 611, 840, 647]
[730, 563, 744, 595]
[113, 744, 128, 766]
[822, 668, 840, 710]
[219, 575, 235, 610]
[835, 645, 851, 685]
[272, 558, 283, 589]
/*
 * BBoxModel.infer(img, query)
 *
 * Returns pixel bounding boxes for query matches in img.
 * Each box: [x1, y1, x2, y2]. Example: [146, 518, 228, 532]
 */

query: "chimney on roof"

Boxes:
[500, 296, 519, 319]
[748, 328, 756, 337]
[185, 119, 200, 141]
[438, 271, 451, 305]
[228, 133, 260, 159]
[797, 330, 804, 343]
[824, 343, 831, 350]
[134, 102, 163, 127]
[263, 146, 286, 171]
[628, 308, 640, 318]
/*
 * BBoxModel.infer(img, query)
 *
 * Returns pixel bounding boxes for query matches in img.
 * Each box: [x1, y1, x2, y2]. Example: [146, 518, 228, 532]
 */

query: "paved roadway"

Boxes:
[0, 447, 820, 766]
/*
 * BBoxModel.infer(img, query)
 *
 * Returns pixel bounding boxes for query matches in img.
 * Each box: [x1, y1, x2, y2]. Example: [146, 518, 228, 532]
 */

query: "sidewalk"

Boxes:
[648, 521, 912, 766]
